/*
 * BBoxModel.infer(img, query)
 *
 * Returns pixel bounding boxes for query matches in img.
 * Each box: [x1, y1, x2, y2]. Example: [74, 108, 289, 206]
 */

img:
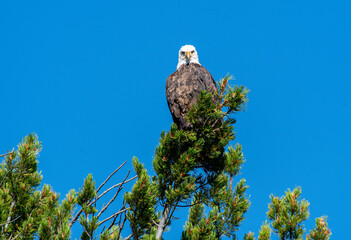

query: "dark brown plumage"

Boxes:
[166, 63, 218, 129]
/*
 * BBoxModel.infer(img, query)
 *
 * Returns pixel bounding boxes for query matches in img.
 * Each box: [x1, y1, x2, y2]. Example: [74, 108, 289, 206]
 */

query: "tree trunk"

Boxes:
[5, 200, 16, 230]
[156, 205, 171, 240]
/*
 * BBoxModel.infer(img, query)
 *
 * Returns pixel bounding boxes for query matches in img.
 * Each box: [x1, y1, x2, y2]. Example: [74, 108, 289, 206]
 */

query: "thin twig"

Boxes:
[99, 207, 130, 226]
[174, 199, 205, 208]
[108, 226, 121, 236]
[0, 152, 13, 158]
[0, 167, 12, 188]
[0, 215, 20, 226]
[166, 199, 179, 226]
[82, 224, 92, 239]
[211, 118, 221, 128]
[69, 175, 137, 228]
[102, 224, 120, 238]
[116, 209, 123, 228]
[124, 233, 133, 240]
[70, 208, 84, 227]
[97, 170, 130, 219]
[94, 161, 127, 215]
[96, 161, 127, 194]
[117, 212, 128, 240]
[219, 99, 228, 109]
[229, 174, 234, 193]
[11, 233, 20, 240]
[100, 225, 106, 235]
[108, 203, 126, 230]
[97, 175, 137, 201]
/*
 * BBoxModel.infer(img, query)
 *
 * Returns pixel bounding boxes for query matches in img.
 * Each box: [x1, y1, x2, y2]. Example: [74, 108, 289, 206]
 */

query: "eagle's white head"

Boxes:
[177, 45, 200, 69]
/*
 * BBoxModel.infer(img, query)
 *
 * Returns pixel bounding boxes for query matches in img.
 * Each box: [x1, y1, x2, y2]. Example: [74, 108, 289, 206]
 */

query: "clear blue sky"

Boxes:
[1, 1, 350, 239]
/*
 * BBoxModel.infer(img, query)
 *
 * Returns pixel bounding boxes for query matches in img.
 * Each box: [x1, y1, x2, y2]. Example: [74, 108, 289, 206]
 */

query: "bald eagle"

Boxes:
[166, 45, 218, 129]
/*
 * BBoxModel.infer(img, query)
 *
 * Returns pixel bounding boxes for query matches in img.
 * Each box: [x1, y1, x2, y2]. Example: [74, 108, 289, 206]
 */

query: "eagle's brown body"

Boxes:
[166, 63, 218, 129]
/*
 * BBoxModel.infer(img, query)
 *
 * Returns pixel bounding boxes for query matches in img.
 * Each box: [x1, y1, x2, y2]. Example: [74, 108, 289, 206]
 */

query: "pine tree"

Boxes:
[0, 135, 136, 239]
[0, 134, 76, 239]
[0, 76, 331, 239]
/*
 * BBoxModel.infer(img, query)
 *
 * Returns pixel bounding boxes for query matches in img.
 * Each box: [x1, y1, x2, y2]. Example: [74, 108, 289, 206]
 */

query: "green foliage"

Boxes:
[0, 134, 77, 239]
[242, 222, 272, 240]
[37, 188, 77, 239]
[244, 232, 255, 240]
[201, 143, 250, 239]
[181, 199, 216, 240]
[77, 174, 96, 206]
[218, 75, 249, 123]
[257, 221, 271, 240]
[0, 75, 331, 240]
[0, 134, 136, 239]
[225, 144, 244, 179]
[150, 75, 251, 239]
[75, 174, 100, 239]
[141, 227, 158, 240]
[100, 226, 121, 240]
[124, 157, 158, 239]
[241, 188, 332, 240]
[153, 126, 199, 204]
[306, 217, 331, 240]
[153, 76, 249, 203]
[267, 187, 309, 240]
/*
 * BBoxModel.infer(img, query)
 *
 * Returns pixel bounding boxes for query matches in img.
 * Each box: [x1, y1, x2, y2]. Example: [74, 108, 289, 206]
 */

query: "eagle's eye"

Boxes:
[180, 51, 185, 56]
[191, 50, 195, 54]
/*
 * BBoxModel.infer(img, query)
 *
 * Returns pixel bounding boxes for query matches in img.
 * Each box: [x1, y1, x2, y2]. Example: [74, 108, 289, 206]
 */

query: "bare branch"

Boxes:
[124, 233, 133, 240]
[82, 224, 92, 239]
[117, 212, 128, 240]
[107, 203, 126, 230]
[0, 215, 20, 226]
[100, 225, 106, 236]
[70, 208, 83, 228]
[0, 167, 12, 188]
[96, 161, 127, 194]
[69, 174, 137, 228]
[96, 175, 137, 201]
[98, 207, 130, 226]
[0, 152, 13, 158]
[97, 170, 130, 219]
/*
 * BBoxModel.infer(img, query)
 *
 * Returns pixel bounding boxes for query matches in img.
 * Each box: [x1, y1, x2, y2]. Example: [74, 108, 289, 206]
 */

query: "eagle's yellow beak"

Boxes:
[186, 51, 191, 59]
